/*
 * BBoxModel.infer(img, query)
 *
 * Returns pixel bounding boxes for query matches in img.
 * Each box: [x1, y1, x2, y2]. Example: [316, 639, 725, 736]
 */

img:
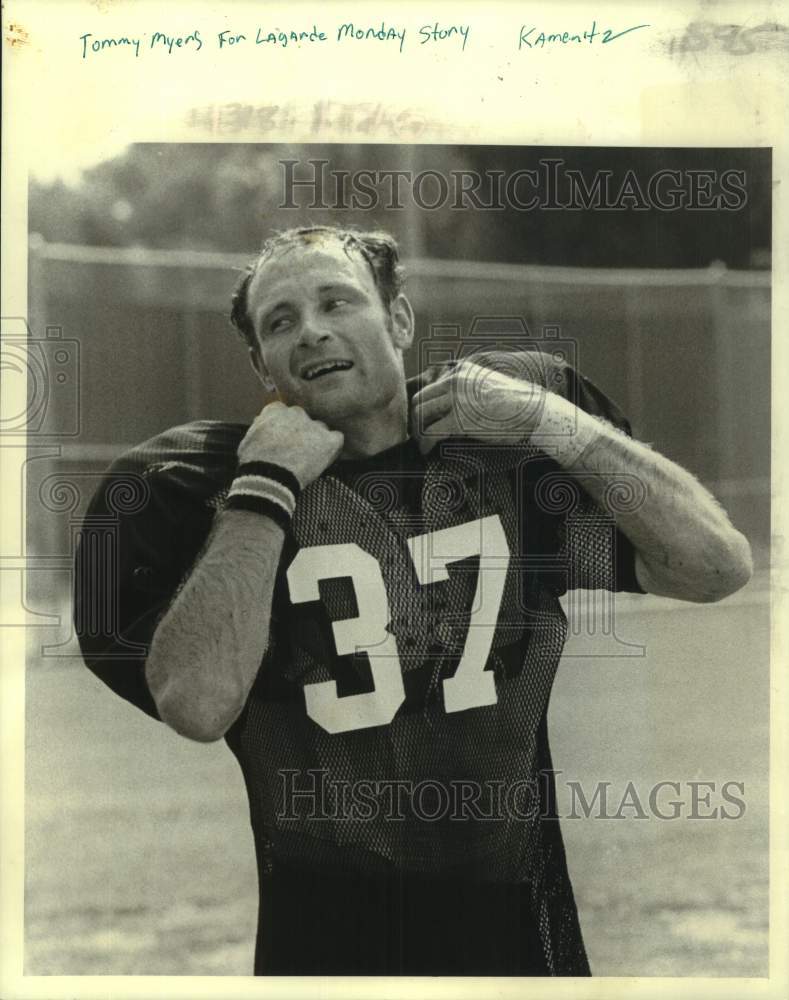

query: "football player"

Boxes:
[75, 225, 752, 975]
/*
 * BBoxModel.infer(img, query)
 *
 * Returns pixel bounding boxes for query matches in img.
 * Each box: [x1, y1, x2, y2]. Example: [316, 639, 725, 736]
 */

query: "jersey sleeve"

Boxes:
[543, 359, 645, 595]
[73, 422, 242, 719]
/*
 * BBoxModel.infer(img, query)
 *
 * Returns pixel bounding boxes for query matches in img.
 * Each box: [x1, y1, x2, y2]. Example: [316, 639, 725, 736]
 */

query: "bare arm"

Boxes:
[145, 510, 285, 742]
[532, 391, 753, 602]
[145, 402, 344, 742]
[412, 361, 753, 604]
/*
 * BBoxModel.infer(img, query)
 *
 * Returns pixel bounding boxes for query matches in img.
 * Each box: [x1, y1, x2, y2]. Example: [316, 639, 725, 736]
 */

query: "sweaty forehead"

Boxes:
[248, 240, 376, 311]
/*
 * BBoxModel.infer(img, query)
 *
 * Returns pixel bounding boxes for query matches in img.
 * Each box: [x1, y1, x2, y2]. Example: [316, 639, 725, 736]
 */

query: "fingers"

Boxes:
[412, 360, 487, 413]
[327, 429, 345, 460]
[257, 399, 287, 423]
[411, 372, 453, 405]
[414, 414, 456, 455]
[410, 389, 452, 436]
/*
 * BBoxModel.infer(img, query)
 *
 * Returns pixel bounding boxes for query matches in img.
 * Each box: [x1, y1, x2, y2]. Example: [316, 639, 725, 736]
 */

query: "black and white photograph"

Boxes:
[19, 140, 770, 978]
[2, 2, 787, 998]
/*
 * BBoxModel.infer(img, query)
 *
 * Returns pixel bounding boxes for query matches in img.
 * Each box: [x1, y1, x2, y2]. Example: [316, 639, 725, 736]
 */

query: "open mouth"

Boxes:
[301, 360, 354, 381]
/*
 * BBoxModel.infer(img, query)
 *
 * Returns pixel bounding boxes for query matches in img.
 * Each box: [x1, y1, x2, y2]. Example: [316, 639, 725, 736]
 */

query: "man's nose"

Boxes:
[297, 315, 332, 348]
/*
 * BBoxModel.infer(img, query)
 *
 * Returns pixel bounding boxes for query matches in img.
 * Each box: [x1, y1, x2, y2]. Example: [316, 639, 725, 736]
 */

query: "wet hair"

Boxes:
[229, 224, 405, 348]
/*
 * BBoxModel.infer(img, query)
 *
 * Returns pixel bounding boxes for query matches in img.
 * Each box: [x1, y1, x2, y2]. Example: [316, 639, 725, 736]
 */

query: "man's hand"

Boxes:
[238, 401, 344, 488]
[411, 360, 546, 455]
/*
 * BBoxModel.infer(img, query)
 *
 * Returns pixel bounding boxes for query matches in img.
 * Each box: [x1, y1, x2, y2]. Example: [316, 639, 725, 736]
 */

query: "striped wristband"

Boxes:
[224, 461, 301, 531]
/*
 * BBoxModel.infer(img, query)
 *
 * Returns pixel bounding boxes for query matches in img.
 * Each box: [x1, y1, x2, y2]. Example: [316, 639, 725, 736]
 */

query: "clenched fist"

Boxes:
[238, 401, 344, 489]
[411, 359, 546, 455]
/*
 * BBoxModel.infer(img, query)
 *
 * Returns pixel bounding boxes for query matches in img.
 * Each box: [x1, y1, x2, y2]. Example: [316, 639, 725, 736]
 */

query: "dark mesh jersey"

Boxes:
[75, 351, 644, 975]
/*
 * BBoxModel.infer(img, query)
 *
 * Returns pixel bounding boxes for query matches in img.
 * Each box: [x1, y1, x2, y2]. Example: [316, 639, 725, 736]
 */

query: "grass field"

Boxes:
[24, 576, 769, 977]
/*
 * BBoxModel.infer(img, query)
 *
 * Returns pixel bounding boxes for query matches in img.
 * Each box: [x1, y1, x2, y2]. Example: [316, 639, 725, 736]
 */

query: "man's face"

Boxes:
[246, 239, 413, 426]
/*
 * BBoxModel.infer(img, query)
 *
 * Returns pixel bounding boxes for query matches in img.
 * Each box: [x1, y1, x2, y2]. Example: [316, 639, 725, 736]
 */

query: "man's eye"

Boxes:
[325, 298, 349, 311]
[269, 316, 291, 333]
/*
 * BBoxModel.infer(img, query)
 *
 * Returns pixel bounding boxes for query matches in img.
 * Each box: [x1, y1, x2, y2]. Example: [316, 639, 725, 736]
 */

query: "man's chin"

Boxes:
[287, 376, 399, 427]
[289, 384, 356, 423]
[306, 398, 363, 427]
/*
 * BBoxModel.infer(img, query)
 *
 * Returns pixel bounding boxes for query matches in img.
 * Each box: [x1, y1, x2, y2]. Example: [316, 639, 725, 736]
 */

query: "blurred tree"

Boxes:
[29, 143, 770, 269]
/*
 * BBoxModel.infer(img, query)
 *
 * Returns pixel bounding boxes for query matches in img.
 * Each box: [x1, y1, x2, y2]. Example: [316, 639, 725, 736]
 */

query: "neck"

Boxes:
[336, 384, 410, 460]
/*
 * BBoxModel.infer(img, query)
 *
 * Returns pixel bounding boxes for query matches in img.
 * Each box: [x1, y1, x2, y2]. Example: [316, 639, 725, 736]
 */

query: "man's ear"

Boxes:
[249, 346, 275, 393]
[389, 293, 415, 351]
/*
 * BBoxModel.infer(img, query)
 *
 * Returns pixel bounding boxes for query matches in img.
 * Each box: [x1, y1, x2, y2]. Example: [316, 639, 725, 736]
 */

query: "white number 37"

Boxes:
[286, 515, 509, 734]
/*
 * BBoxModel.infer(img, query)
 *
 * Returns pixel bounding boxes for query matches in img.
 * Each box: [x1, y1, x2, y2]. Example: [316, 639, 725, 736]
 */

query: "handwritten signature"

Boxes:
[519, 21, 650, 50]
